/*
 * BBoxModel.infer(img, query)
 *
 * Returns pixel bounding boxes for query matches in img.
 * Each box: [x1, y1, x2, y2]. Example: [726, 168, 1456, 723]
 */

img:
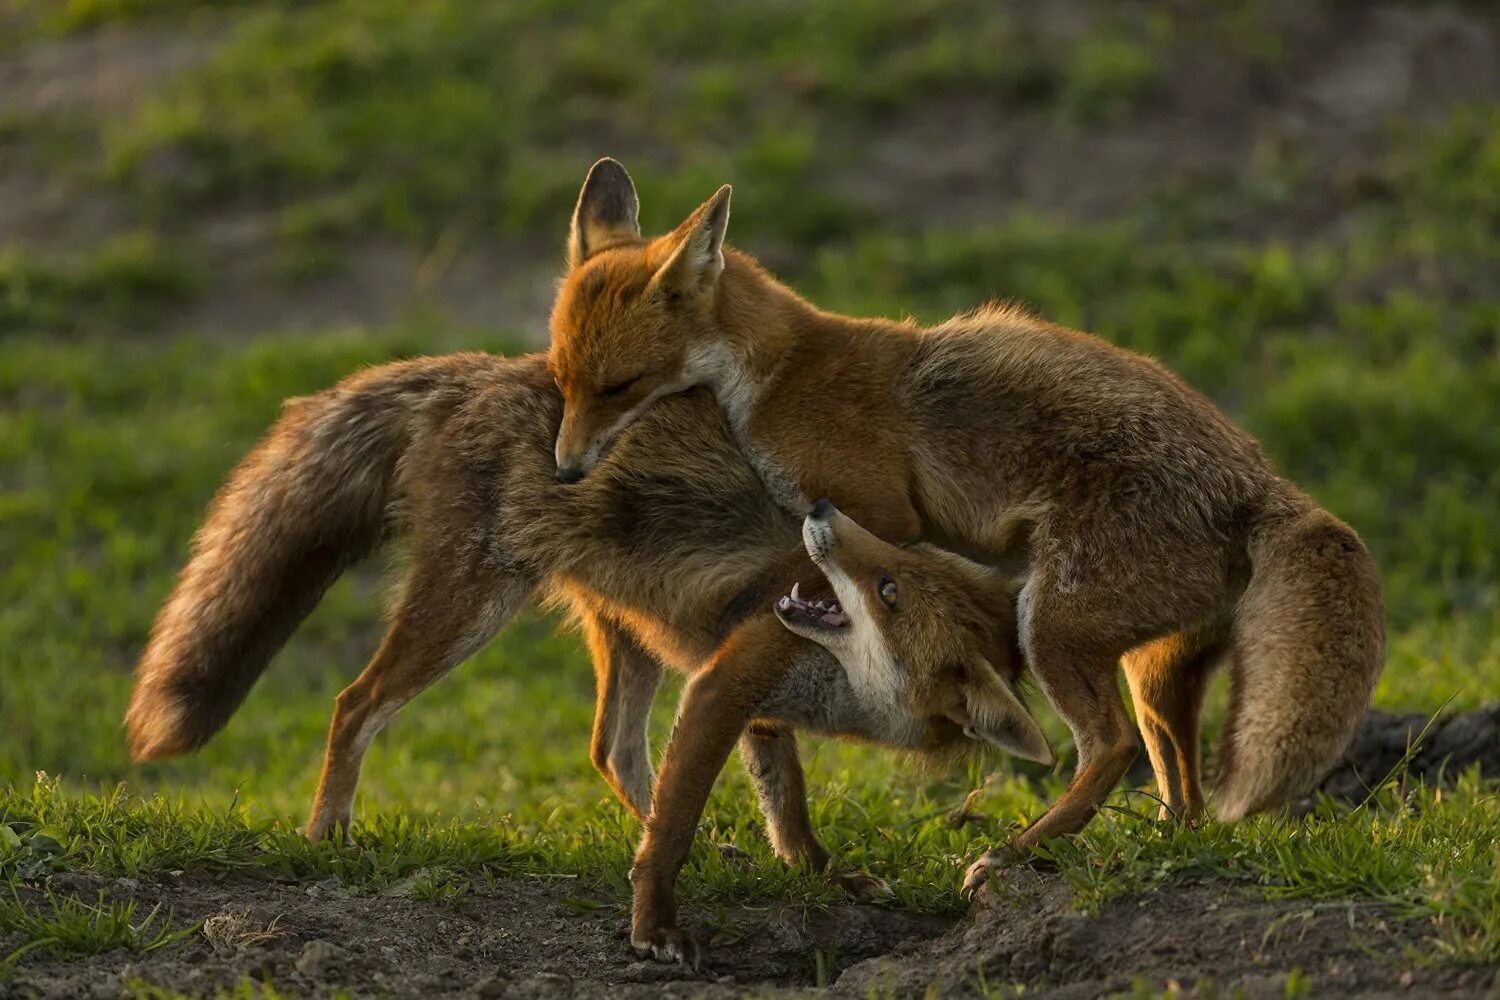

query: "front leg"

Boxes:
[741, 720, 826, 868]
[630, 619, 794, 967]
[749, 399, 921, 545]
[740, 720, 890, 900]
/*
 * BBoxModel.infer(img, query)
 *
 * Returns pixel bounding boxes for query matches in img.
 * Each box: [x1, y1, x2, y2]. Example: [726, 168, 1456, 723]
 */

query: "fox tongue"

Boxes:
[821, 609, 848, 627]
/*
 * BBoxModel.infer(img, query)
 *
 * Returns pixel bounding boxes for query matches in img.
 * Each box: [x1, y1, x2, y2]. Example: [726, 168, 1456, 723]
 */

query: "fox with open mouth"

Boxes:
[121, 347, 1045, 969]
[772, 499, 1049, 766]
[548, 158, 1384, 956]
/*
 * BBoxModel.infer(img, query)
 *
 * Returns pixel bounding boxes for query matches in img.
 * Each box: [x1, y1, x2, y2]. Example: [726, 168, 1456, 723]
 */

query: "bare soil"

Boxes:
[15, 703, 1496, 997]
[2, 868, 948, 999]
[4, 865, 1493, 999]
[840, 868, 1495, 999]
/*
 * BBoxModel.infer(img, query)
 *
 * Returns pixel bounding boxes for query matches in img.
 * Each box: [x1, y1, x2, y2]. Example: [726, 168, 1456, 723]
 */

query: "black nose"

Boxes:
[556, 465, 586, 484]
[810, 498, 835, 519]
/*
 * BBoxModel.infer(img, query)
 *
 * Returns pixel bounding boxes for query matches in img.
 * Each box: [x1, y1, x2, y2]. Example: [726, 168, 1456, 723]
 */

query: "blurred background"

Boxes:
[2, 0, 1497, 824]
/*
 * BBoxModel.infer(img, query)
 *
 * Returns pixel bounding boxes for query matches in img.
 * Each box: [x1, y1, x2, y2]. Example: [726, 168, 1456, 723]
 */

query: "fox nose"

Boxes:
[810, 498, 835, 520]
[556, 465, 586, 484]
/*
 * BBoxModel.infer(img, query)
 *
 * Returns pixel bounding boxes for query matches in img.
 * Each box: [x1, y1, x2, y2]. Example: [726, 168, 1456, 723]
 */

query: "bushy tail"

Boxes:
[1215, 489, 1385, 821]
[124, 359, 454, 761]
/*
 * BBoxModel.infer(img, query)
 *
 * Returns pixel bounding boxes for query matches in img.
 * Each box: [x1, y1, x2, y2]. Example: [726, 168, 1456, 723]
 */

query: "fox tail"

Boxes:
[124, 359, 458, 761]
[1215, 488, 1385, 820]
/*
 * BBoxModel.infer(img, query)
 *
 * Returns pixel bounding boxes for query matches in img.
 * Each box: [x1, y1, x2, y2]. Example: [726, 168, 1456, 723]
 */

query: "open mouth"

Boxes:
[774, 581, 849, 631]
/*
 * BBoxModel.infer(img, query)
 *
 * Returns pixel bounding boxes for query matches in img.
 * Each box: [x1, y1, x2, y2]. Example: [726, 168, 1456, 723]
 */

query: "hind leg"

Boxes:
[1122, 626, 1225, 821]
[307, 562, 529, 841]
[582, 612, 663, 821]
[963, 587, 1139, 893]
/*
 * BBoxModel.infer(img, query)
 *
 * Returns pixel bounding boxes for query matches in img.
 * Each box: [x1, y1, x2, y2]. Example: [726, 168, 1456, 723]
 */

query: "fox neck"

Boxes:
[686, 252, 917, 440]
[835, 621, 924, 743]
[812, 564, 926, 743]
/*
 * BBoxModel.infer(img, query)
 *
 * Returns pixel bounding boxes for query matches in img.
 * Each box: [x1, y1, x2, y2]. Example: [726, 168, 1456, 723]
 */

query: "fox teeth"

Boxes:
[777, 596, 791, 610]
[791, 582, 802, 602]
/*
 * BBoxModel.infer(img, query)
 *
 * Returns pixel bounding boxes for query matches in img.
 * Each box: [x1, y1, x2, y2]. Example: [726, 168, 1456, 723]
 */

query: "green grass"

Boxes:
[3, 0, 1499, 984]
[0, 234, 197, 338]
[28, 0, 1175, 254]
[1, 883, 199, 967]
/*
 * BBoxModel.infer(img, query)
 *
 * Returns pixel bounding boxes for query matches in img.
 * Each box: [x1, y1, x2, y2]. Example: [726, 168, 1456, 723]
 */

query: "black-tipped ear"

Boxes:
[568, 158, 641, 268]
[652, 184, 731, 297]
[954, 658, 1054, 764]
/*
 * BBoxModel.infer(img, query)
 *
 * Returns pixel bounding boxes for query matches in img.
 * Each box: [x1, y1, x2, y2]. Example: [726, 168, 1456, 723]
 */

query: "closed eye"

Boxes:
[603, 374, 640, 398]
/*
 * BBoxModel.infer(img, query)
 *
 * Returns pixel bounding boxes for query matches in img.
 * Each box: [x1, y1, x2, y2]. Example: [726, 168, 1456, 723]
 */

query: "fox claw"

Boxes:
[831, 870, 894, 901]
[961, 850, 1010, 897]
[631, 926, 701, 970]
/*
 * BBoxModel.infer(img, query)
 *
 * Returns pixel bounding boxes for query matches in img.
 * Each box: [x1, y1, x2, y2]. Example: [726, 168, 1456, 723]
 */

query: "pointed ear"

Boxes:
[652, 185, 731, 298]
[568, 158, 641, 268]
[953, 658, 1053, 764]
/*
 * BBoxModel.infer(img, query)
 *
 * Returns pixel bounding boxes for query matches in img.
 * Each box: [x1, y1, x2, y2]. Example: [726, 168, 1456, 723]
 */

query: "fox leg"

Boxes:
[581, 612, 663, 820]
[740, 721, 822, 866]
[1122, 626, 1225, 821]
[307, 562, 528, 841]
[963, 588, 1138, 893]
[739, 721, 891, 899]
[630, 616, 796, 967]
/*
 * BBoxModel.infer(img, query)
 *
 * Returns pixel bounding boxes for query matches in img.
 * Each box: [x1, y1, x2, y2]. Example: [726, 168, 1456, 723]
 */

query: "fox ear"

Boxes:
[953, 658, 1053, 765]
[568, 158, 641, 268]
[652, 185, 731, 298]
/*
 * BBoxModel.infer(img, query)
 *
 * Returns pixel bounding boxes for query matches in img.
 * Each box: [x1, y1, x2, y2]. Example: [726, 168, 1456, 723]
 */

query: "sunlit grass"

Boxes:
[2, 0, 1498, 981]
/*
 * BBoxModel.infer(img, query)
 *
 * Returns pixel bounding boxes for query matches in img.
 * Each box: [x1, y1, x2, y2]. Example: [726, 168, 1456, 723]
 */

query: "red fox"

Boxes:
[547, 159, 1386, 900]
[123, 352, 1043, 967]
[776, 499, 1048, 767]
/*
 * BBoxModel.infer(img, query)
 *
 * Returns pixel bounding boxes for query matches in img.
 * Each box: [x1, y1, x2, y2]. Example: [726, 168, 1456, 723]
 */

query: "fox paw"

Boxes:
[830, 870, 894, 901]
[305, 817, 354, 845]
[631, 925, 701, 969]
[961, 850, 1012, 897]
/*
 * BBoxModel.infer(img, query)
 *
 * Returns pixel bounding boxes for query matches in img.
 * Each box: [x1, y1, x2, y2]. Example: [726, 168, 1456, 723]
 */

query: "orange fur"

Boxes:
[123, 350, 1025, 967]
[547, 160, 1384, 932]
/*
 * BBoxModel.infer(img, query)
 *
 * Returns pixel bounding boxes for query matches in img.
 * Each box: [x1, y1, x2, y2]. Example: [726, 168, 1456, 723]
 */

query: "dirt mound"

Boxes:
[9, 704, 1500, 997]
[835, 868, 1491, 999]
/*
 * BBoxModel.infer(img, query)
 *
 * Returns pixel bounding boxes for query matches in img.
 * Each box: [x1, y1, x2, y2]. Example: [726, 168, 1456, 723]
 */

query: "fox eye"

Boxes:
[878, 574, 898, 608]
[602, 374, 640, 398]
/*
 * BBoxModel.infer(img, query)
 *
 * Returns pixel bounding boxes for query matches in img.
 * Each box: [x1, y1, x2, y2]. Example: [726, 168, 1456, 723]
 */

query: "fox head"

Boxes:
[548, 157, 735, 482]
[775, 500, 1053, 764]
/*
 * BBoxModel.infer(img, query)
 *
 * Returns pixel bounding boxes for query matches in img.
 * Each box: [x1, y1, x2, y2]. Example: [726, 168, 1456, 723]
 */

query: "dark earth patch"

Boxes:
[838, 868, 1494, 999]
[5, 867, 1494, 998]
[3, 869, 948, 998]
